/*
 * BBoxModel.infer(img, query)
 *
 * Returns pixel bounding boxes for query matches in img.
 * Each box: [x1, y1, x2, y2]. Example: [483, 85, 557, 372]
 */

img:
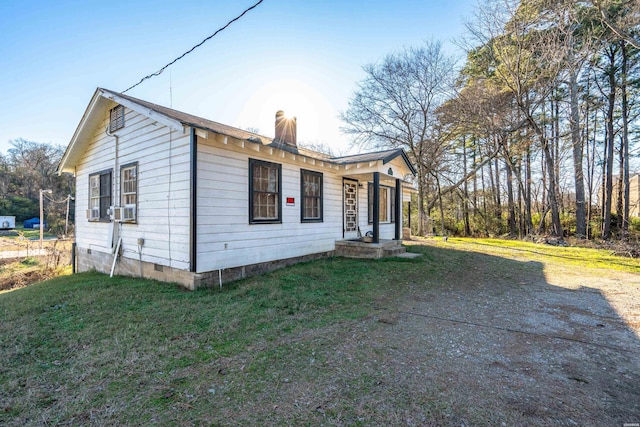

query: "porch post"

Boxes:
[373, 172, 380, 243]
[395, 178, 402, 240]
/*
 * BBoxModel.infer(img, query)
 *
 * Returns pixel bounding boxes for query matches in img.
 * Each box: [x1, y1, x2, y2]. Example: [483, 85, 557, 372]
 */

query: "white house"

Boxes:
[58, 88, 416, 289]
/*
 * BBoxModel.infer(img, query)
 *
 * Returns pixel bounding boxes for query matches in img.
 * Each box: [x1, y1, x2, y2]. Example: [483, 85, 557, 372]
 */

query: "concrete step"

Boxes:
[384, 247, 406, 257]
[335, 239, 404, 259]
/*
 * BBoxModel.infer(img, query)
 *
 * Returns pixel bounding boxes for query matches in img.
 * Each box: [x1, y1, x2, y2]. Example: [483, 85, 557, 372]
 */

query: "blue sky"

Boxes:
[0, 0, 476, 156]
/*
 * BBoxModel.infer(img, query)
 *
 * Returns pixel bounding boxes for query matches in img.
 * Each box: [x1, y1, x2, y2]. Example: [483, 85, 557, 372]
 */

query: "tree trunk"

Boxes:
[543, 138, 563, 237]
[473, 138, 478, 220]
[481, 150, 487, 217]
[528, 115, 563, 237]
[506, 156, 517, 236]
[602, 48, 617, 240]
[554, 94, 561, 219]
[540, 139, 547, 234]
[584, 74, 595, 239]
[462, 137, 471, 236]
[416, 166, 427, 236]
[621, 40, 630, 237]
[434, 173, 446, 239]
[617, 138, 624, 220]
[568, 50, 586, 238]
[525, 147, 533, 234]
[494, 156, 502, 222]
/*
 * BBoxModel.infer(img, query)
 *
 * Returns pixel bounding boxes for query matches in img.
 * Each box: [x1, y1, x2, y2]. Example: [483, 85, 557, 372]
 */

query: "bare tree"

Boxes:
[341, 40, 456, 235]
[463, 0, 571, 237]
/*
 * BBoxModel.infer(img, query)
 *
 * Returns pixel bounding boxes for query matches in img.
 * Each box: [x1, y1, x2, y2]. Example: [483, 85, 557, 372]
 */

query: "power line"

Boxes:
[44, 194, 73, 204]
[122, 0, 265, 94]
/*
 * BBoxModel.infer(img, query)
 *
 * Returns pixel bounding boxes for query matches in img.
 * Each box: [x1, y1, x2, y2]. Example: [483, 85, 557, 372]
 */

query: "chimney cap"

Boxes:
[276, 110, 296, 120]
[274, 110, 297, 147]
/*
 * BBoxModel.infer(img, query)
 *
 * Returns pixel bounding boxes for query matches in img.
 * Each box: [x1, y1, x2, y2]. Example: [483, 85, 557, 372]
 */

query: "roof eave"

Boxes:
[101, 89, 185, 133]
[57, 88, 104, 175]
[382, 150, 417, 176]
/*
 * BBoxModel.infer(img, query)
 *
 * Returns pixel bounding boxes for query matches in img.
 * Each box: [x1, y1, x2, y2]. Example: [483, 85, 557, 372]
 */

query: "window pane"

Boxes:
[390, 187, 396, 222]
[253, 192, 278, 220]
[268, 167, 277, 192]
[304, 175, 320, 197]
[368, 184, 373, 223]
[302, 171, 322, 221]
[380, 188, 388, 222]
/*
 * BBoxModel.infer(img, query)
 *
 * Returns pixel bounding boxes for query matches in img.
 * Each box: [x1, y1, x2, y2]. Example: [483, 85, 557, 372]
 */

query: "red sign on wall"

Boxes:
[286, 197, 295, 206]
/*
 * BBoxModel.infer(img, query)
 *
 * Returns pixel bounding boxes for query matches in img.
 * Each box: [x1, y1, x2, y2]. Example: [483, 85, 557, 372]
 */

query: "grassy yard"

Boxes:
[0, 226, 57, 241]
[1, 238, 638, 425]
[0, 232, 73, 291]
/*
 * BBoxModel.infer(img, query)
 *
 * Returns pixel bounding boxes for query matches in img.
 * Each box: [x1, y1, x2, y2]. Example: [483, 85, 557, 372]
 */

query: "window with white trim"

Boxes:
[120, 162, 138, 222]
[121, 163, 137, 206]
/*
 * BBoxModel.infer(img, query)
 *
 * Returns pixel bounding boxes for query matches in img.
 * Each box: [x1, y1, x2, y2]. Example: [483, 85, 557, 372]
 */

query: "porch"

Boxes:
[335, 238, 406, 259]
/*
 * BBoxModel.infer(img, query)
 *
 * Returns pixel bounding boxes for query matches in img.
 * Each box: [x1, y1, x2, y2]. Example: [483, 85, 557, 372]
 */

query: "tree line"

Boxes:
[342, 0, 639, 240]
[0, 139, 74, 234]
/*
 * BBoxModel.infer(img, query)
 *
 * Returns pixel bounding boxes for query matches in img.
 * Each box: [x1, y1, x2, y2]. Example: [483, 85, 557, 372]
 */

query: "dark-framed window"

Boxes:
[368, 183, 393, 223]
[88, 169, 112, 221]
[249, 158, 281, 224]
[109, 105, 125, 132]
[301, 169, 323, 222]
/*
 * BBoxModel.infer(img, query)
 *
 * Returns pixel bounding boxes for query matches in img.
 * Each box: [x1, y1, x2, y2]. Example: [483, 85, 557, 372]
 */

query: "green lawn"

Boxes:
[3, 226, 57, 240]
[1, 255, 423, 426]
[1, 238, 638, 425]
[420, 237, 640, 273]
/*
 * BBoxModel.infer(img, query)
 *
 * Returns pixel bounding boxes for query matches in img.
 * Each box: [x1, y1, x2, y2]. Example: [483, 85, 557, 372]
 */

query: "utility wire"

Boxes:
[44, 195, 72, 204]
[122, 0, 264, 94]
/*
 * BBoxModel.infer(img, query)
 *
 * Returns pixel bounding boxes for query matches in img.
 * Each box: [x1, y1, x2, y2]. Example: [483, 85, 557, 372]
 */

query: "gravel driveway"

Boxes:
[356, 242, 640, 426]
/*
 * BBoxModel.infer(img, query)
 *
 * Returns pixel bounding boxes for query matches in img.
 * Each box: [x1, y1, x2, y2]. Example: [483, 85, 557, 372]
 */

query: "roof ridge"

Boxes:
[329, 147, 401, 160]
[100, 88, 269, 141]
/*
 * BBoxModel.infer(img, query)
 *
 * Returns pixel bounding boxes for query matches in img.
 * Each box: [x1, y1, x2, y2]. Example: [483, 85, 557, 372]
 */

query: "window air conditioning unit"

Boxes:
[110, 206, 123, 222]
[87, 208, 100, 221]
[123, 205, 136, 222]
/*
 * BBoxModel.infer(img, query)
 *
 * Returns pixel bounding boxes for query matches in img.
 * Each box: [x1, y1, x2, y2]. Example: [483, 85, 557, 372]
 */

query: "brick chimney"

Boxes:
[274, 110, 297, 147]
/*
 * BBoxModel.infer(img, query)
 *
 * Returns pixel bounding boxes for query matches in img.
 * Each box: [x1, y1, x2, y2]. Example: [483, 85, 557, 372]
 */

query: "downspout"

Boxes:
[106, 126, 121, 270]
[190, 128, 197, 272]
[373, 172, 380, 243]
[72, 166, 77, 273]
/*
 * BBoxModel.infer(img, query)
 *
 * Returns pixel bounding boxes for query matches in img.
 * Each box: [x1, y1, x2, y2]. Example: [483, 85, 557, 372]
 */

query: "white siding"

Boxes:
[195, 140, 343, 272]
[75, 107, 191, 270]
[357, 182, 399, 240]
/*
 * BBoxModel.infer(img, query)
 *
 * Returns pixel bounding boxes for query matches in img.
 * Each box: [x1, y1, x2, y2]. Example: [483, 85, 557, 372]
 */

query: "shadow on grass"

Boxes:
[461, 238, 640, 271]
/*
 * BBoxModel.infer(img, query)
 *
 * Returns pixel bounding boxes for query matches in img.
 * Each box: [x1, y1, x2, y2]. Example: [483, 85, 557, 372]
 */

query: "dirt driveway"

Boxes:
[346, 241, 640, 426]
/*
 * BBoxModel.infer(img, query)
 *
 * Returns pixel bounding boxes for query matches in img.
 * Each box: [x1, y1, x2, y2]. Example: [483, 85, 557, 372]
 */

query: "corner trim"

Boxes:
[190, 128, 197, 272]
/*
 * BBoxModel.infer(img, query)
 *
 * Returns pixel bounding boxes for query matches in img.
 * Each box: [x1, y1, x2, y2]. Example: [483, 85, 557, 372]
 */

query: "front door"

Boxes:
[343, 179, 359, 239]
